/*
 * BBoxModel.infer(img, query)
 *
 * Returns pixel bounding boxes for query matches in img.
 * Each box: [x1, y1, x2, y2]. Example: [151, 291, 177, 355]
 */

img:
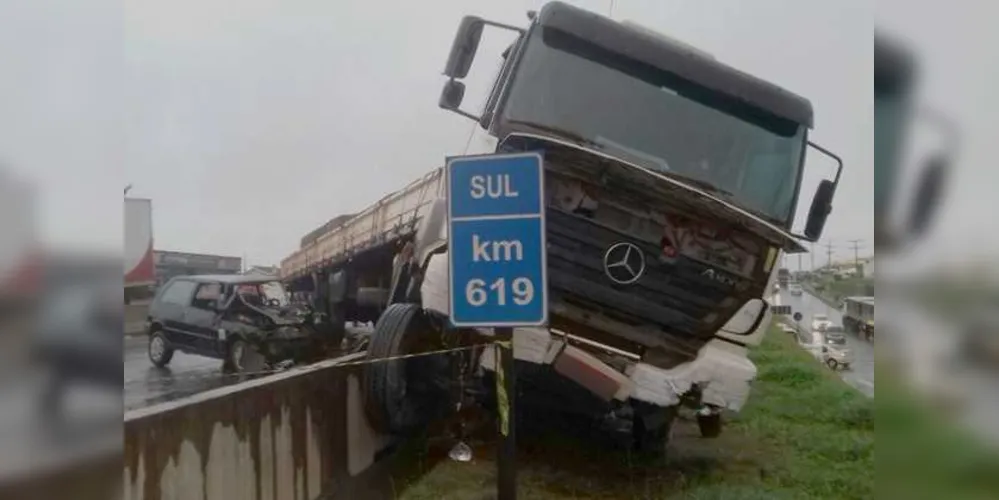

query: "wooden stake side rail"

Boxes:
[280, 168, 445, 279]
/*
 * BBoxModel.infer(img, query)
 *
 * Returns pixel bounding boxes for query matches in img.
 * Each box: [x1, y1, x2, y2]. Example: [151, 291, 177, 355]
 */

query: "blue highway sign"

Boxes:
[447, 152, 548, 327]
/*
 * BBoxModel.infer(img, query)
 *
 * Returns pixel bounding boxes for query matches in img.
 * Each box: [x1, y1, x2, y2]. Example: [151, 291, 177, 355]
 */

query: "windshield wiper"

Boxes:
[505, 120, 603, 150]
[655, 174, 786, 225]
[659, 173, 735, 199]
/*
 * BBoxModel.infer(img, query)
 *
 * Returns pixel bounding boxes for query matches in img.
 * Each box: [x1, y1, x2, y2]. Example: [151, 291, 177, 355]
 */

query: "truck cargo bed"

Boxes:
[281, 168, 444, 279]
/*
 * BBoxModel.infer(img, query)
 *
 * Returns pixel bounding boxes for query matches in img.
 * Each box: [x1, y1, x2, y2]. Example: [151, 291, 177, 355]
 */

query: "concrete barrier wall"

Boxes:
[124, 353, 398, 500]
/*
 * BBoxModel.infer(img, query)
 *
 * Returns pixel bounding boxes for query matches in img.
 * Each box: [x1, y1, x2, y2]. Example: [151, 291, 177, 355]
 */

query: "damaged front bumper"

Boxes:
[478, 327, 757, 414]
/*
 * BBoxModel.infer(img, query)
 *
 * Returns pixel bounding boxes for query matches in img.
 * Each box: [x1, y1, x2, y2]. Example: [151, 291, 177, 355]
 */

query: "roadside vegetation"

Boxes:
[806, 275, 873, 308]
[393, 325, 874, 499]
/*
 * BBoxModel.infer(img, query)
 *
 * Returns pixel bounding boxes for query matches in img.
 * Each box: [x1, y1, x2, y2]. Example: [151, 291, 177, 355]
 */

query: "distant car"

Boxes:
[821, 330, 852, 370]
[146, 275, 330, 374]
[788, 284, 803, 296]
[810, 313, 829, 330]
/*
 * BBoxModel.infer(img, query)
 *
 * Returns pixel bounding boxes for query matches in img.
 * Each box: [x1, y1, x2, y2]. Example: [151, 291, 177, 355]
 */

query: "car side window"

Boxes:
[160, 280, 197, 306]
[191, 283, 222, 311]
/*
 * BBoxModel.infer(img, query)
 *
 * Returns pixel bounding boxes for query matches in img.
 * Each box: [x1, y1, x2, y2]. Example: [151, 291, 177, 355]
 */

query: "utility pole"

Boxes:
[822, 241, 834, 270]
[847, 239, 864, 273]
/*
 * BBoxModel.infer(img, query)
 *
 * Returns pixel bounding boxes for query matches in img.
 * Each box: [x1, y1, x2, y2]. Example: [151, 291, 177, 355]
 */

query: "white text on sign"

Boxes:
[470, 175, 519, 199]
[466, 277, 535, 307]
[472, 234, 523, 262]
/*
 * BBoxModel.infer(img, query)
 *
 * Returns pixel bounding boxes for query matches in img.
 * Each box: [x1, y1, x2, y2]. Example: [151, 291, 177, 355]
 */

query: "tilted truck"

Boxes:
[281, 2, 843, 452]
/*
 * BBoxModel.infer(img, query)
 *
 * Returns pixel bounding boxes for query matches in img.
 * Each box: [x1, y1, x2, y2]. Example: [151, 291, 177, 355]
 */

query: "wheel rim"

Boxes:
[150, 336, 165, 361]
[231, 342, 245, 371]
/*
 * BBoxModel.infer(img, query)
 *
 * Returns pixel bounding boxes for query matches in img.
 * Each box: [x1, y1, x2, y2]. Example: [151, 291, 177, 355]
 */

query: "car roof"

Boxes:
[169, 274, 279, 285]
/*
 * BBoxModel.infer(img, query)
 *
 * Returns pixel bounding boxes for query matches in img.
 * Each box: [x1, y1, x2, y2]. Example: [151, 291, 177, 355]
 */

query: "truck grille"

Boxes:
[546, 208, 747, 344]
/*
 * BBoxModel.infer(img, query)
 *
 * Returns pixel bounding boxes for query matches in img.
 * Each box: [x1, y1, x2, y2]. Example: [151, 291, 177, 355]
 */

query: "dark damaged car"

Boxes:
[145, 275, 333, 374]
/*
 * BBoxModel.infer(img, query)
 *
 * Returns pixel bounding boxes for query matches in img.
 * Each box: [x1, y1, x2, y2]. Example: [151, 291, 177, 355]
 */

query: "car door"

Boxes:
[185, 281, 225, 356]
[155, 279, 198, 348]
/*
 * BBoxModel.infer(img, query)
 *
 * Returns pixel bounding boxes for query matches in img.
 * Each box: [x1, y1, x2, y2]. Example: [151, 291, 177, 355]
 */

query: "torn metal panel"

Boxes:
[628, 340, 757, 411]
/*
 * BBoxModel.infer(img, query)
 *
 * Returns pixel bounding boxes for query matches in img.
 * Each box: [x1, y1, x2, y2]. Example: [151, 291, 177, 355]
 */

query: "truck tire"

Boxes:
[697, 412, 722, 438]
[632, 403, 677, 458]
[364, 303, 453, 435]
[326, 304, 347, 349]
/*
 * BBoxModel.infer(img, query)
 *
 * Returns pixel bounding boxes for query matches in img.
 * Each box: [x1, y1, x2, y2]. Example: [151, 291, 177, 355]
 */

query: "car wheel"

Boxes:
[227, 338, 267, 375]
[364, 303, 454, 435]
[826, 358, 839, 370]
[148, 331, 174, 367]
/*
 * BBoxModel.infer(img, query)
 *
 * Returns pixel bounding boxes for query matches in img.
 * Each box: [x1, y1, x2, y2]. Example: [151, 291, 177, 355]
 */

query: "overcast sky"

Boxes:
[3, 0, 876, 268]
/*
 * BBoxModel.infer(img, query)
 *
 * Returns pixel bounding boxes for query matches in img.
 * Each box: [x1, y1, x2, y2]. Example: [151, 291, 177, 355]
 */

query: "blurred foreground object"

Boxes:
[874, 31, 958, 253]
[123, 197, 155, 304]
[0, 169, 41, 374]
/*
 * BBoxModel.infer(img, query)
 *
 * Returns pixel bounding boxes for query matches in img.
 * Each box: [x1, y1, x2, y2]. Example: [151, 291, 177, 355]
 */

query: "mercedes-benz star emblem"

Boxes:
[603, 242, 646, 285]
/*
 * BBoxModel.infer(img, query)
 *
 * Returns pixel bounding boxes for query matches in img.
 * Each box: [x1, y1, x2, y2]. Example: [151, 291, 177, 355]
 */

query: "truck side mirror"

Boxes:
[804, 180, 835, 241]
[439, 80, 466, 111]
[443, 16, 485, 79]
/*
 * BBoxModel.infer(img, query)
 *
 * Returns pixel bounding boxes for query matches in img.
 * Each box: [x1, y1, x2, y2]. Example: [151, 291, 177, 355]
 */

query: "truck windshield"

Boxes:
[500, 28, 806, 225]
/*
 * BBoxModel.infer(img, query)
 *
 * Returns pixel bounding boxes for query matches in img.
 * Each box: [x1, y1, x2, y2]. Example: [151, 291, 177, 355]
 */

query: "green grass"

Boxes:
[394, 325, 875, 499]
[807, 276, 873, 308]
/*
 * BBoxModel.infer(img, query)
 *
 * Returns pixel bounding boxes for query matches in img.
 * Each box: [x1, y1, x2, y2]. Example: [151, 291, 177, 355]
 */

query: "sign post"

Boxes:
[447, 152, 548, 500]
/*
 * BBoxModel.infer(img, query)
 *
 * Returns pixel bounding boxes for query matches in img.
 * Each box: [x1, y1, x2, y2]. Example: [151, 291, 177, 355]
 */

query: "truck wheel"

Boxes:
[364, 303, 453, 435]
[697, 412, 723, 438]
[326, 304, 347, 349]
[632, 404, 677, 458]
[148, 331, 174, 367]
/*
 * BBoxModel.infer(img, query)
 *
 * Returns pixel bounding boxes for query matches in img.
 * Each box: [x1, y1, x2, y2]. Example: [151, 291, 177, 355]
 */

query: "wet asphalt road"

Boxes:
[124, 336, 230, 411]
[124, 324, 374, 412]
[779, 290, 876, 397]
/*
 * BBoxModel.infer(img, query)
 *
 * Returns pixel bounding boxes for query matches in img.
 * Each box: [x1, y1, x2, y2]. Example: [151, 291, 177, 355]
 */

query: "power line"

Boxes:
[821, 240, 834, 270]
[847, 239, 864, 272]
